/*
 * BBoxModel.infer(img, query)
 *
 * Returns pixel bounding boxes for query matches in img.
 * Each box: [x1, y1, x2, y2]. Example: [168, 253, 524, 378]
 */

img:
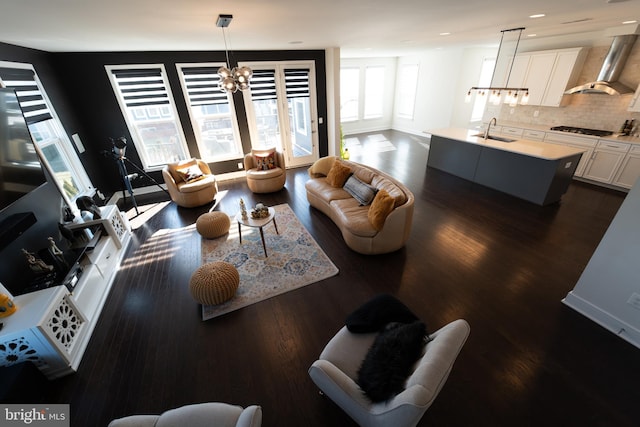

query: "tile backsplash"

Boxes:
[485, 44, 640, 134]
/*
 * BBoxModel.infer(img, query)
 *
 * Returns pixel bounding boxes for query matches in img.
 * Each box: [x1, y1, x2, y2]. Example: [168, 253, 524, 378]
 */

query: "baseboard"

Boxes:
[106, 170, 247, 205]
[562, 291, 640, 349]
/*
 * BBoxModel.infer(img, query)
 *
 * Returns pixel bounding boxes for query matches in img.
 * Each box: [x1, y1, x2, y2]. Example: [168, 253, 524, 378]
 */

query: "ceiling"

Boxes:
[1, 0, 638, 56]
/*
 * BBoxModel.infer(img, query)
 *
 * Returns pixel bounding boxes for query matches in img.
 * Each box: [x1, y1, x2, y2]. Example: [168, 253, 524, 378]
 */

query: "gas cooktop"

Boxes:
[550, 126, 613, 137]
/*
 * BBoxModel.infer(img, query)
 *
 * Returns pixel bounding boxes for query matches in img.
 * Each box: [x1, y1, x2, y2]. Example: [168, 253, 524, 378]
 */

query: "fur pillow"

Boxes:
[326, 159, 352, 188]
[346, 294, 419, 333]
[357, 321, 427, 402]
[367, 189, 395, 231]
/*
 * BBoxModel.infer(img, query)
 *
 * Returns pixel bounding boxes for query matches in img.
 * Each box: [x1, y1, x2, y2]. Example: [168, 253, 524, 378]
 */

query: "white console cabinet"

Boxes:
[0, 205, 131, 379]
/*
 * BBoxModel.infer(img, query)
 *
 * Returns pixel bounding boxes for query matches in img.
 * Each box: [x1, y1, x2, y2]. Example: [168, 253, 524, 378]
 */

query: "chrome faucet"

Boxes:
[484, 117, 497, 141]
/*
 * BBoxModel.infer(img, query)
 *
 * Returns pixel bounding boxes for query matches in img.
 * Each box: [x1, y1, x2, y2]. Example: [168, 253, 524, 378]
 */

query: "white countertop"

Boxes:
[429, 128, 586, 160]
[486, 120, 640, 145]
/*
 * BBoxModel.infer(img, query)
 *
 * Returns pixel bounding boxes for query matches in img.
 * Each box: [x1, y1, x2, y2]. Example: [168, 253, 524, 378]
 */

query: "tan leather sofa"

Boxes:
[162, 158, 218, 208]
[244, 148, 286, 193]
[305, 156, 414, 255]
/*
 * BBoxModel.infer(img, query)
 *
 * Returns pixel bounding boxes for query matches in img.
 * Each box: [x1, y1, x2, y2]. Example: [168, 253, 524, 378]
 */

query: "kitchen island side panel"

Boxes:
[428, 135, 482, 181]
[474, 148, 582, 205]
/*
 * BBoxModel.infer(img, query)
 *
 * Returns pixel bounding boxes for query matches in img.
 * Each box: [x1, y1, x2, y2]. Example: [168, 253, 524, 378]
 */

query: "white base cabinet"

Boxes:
[613, 145, 640, 189]
[0, 205, 131, 379]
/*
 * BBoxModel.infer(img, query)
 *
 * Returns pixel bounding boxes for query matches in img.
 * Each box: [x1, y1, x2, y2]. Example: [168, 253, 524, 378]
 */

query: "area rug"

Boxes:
[201, 203, 339, 320]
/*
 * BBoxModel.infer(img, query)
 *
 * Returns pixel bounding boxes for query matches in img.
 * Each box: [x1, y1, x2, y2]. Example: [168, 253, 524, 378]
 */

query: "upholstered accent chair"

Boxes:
[108, 402, 262, 427]
[162, 158, 218, 208]
[308, 319, 470, 427]
[244, 148, 286, 193]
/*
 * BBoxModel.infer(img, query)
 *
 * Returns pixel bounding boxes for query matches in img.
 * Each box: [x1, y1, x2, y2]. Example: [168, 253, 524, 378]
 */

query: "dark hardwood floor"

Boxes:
[6, 129, 639, 426]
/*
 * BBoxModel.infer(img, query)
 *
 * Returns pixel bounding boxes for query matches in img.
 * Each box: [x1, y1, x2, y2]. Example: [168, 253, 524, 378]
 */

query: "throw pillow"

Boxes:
[343, 175, 378, 206]
[255, 152, 276, 170]
[326, 159, 352, 188]
[368, 189, 395, 231]
[346, 294, 420, 333]
[176, 163, 205, 183]
[357, 321, 427, 402]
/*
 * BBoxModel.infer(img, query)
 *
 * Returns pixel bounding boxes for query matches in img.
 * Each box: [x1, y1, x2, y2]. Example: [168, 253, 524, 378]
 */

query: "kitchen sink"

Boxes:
[472, 133, 516, 143]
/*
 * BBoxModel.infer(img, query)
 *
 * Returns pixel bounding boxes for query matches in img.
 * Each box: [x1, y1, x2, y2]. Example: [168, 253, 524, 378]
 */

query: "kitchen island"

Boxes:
[427, 128, 585, 205]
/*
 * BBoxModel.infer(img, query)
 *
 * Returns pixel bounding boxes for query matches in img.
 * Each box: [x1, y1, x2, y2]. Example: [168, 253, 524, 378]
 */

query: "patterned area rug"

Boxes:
[201, 203, 339, 320]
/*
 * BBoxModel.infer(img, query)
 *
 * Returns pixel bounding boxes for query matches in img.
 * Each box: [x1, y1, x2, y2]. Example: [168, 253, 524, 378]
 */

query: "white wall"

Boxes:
[563, 177, 640, 349]
[339, 57, 397, 135]
[392, 49, 465, 135]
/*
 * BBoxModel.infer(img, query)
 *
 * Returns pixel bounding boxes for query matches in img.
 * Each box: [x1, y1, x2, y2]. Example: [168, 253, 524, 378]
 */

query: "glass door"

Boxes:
[242, 62, 318, 168]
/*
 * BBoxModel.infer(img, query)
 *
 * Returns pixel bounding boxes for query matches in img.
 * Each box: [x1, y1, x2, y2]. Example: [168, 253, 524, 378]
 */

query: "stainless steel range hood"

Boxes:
[565, 33, 637, 95]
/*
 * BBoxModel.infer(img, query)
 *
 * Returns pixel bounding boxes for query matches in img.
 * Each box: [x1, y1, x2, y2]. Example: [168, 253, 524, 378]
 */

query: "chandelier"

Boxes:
[466, 27, 529, 106]
[216, 14, 253, 93]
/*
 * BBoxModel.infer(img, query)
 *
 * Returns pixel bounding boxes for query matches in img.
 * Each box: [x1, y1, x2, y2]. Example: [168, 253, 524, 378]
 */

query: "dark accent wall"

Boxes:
[0, 41, 328, 294]
[0, 42, 80, 295]
[50, 49, 328, 197]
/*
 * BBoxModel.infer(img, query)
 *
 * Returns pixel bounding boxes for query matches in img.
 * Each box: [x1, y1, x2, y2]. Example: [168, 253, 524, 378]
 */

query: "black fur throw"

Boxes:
[357, 321, 428, 402]
[346, 294, 420, 333]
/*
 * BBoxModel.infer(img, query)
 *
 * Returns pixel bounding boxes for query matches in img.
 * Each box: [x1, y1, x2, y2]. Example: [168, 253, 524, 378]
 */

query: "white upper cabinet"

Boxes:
[494, 47, 586, 107]
[524, 52, 557, 105]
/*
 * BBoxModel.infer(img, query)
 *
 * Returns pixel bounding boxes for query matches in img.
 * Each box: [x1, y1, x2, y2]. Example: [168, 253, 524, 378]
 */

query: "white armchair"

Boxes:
[108, 402, 262, 427]
[308, 319, 470, 427]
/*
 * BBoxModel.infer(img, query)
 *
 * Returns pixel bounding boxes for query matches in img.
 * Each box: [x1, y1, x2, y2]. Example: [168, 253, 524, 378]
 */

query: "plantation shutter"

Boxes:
[0, 67, 53, 124]
[284, 69, 310, 99]
[109, 68, 170, 107]
[249, 69, 277, 100]
[180, 66, 228, 106]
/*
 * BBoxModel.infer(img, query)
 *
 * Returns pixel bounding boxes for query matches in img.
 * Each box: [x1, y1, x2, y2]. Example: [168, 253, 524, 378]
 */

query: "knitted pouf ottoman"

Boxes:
[196, 211, 231, 239]
[189, 261, 240, 305]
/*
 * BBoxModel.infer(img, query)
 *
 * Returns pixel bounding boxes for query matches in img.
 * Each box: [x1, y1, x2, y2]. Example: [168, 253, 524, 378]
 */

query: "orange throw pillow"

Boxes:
[326, 160, 352, 188]
[368, 189, 395, 231]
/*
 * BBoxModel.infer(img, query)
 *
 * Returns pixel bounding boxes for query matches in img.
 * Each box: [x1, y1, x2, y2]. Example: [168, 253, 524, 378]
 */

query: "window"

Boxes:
[176, 64, 243, 162]
[0, 62, 95, 205]
[105, 64, 189, 170]
[396, 64, 419, 119]
[471, 57, 496, 122]
[364, 66, 385, 119]
[340, 68, 359, 122]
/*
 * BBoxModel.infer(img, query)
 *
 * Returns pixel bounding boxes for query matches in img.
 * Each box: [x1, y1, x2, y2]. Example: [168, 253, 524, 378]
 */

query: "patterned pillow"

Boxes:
[176, 163, 205, 183]
[255, 152, 276, 170]
[343, 175, 378, 205]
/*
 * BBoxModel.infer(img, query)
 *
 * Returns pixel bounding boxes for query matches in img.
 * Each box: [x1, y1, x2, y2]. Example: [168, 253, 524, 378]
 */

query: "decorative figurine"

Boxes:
[48, 237, 64, 261]
[250, 203, 269, 219]
[239, 198, 248, 220]
[0, 293, 17, 318]
[22, 249, 54, 273]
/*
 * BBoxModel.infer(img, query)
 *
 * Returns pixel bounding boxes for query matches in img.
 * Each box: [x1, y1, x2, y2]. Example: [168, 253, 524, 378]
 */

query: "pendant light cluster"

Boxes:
[216, 14, 253, 93]
[465, 27, 530, 106]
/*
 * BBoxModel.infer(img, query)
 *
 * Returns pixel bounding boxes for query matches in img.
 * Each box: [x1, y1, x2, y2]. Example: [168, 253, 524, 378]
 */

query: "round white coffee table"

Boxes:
[235, 207, 279, 257]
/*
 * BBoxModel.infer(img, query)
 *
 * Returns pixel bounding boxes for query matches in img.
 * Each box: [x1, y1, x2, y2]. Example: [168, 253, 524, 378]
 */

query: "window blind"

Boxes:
[109, 68, 170, 107]
[284, 69, 310, 99]
[249, 69, 277, 101]
[180, 67, 228, 106]
[0, 67, 53, 124]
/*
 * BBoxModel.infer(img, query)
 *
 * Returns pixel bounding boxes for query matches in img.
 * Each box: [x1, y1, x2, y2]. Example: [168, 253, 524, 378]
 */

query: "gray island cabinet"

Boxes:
[427, 128, 585, 205]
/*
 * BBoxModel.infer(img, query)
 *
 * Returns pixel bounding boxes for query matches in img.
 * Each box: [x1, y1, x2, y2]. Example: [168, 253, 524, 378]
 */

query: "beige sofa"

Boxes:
[305, 156, 414, 255]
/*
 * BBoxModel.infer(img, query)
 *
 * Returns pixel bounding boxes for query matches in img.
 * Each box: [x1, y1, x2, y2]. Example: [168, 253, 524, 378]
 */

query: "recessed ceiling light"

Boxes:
[529, 14, 546, 19]
[527, 34, 537, 37]
[439, 32, 451, 36]
[622, 20, 638, 24]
